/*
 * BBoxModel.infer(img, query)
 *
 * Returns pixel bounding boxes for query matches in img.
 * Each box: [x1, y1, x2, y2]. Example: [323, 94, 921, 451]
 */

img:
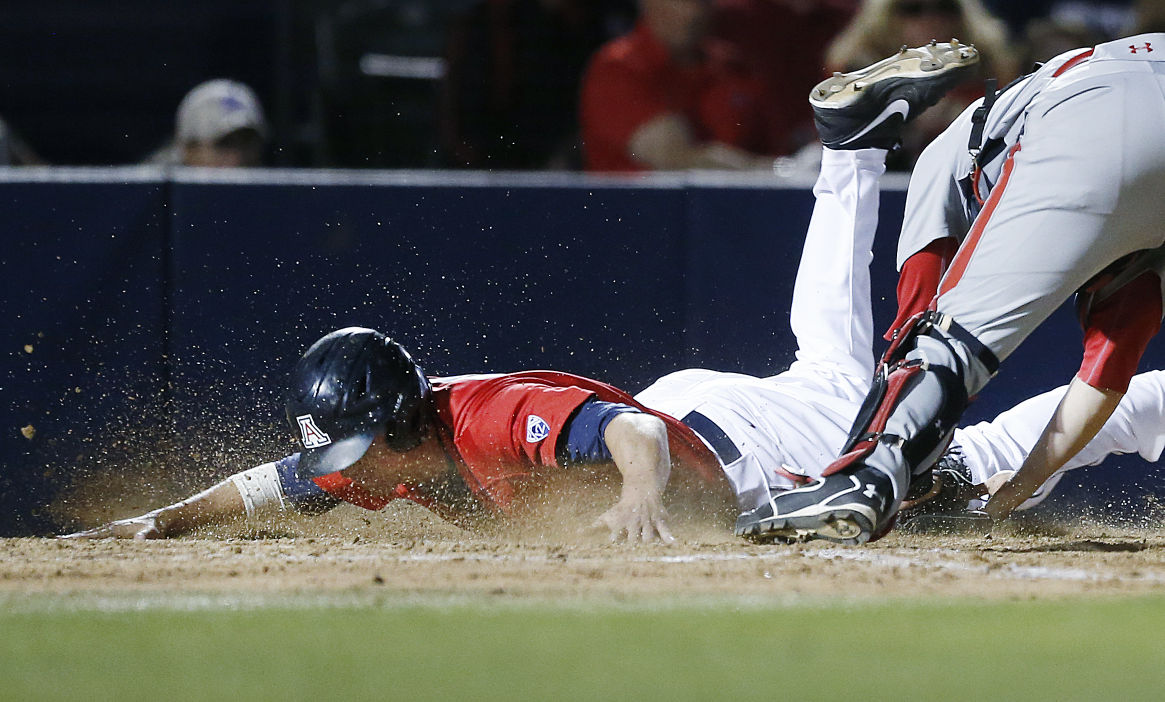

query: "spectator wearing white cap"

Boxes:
[147, 79, 268, 167]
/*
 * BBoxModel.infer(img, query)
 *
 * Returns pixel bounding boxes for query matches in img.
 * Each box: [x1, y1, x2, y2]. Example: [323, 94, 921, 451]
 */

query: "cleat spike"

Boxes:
[833, 71, 843, 77]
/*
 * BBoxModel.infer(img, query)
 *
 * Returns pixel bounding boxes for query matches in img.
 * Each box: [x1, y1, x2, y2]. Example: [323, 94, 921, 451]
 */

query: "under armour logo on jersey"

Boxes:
[525, 415, 551, 443]
[1130, 42, 1153, 54]
[863, 483, 879, 500]
[296, 414, 332, 448]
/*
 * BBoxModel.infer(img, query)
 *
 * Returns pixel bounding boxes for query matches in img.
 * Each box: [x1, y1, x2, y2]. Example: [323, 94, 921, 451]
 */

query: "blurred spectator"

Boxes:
[580, 0, 780, 172]
[825, 0, 1019, 170]
[1020, 18, 1105, 67]
[439, 0, 635, 170]
[1132, 0, 1165, 33]
[0, 117, 44, 165]
[710, 0, 859, 157]
[1046, 1, 1135, 40]
[146, 79, 268, 167]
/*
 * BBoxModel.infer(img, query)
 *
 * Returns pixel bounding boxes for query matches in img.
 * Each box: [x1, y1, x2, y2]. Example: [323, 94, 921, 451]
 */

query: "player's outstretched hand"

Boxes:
[58, 513, 165, 540]
[591, 489, 675, 545]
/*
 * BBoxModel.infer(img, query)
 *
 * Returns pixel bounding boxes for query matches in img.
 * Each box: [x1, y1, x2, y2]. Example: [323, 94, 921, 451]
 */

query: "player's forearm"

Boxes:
[603, 413, 671, 496]
[149, 480, 248, 536]
[152, 459, 296, 535]
[594, 413, 674, 543]
[986, 378, 1123, 519]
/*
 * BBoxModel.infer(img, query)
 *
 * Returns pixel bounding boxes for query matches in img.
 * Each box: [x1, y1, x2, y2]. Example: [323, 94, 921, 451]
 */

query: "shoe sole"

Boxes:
[810, 40, 979, 110]
[736, 505, 876, 546]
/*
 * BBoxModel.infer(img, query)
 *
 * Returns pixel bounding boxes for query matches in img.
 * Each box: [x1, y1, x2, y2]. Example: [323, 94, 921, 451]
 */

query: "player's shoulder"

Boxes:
[430, 372, 504, 390]
[432, 371, 602, 402]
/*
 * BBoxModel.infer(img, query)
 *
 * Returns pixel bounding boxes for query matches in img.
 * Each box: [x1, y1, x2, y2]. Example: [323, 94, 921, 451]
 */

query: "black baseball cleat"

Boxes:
[897, 447, 993, 534]
[734, 468, 894, 546]
[900, 446, 981, 513]
[810, 39, 980, 150]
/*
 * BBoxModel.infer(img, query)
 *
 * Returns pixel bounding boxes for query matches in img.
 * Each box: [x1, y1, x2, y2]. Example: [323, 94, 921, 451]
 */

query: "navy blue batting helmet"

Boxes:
[285, 327, 433, 479]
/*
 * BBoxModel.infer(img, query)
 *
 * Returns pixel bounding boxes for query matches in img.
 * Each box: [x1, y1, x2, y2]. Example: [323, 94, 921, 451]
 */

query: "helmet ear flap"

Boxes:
[384, 395, 432, 452]
[380, 354, 434, 453]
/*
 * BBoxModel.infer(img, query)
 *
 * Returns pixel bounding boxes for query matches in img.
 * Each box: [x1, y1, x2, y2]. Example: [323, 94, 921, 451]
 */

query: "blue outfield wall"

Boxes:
[2, 168, 1162, 535]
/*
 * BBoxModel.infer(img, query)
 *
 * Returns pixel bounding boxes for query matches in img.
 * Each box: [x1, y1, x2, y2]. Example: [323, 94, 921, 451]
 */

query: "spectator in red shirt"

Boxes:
[710, 0, 859, 158]
[580, 0, 780, 172]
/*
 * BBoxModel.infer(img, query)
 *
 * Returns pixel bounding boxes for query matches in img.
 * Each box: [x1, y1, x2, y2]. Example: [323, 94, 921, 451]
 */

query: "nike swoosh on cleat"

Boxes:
[839, 98, 910, 146]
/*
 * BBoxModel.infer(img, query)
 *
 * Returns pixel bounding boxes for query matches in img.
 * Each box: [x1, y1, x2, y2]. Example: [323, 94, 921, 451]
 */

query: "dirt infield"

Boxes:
[5, 503, 1165, 603]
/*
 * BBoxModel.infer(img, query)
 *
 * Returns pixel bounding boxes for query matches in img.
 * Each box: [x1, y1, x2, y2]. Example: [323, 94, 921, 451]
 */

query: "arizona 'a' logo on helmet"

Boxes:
[296, 414, 332, 448]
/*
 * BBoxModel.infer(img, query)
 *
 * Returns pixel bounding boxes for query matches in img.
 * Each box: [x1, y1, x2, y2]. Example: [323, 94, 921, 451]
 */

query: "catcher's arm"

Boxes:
[985, 377, 1123, 519]
[590, 412, 675, 544]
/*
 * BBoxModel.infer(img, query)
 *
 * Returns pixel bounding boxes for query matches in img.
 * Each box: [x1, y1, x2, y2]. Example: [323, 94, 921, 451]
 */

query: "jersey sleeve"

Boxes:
[562, 399, 642, 464]
[451, 379, 595, 471]
[1076, 271, 1163, 392]
[887, 237, 959, 339]
[274, 454, 344, 515]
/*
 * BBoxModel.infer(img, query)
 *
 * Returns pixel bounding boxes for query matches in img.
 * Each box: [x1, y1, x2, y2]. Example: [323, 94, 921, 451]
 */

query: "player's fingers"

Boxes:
[590, 513, 621, 543]
[654, 519, 676, 544]
[133, 525, 162, 540]
[638, 519, 652, 544]
[589, 520, 614, 542]
[57, 526, 109, 540]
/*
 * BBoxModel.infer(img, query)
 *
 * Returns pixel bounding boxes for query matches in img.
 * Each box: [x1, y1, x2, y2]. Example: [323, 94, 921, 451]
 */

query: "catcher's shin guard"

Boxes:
[823, 311, 998, 504]
[735, 312, 998, 545]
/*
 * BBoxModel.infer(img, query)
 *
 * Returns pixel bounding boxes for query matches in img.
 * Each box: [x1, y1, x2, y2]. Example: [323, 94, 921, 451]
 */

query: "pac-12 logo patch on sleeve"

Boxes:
[525, 415, 551, 443]
[296, 414, 332, 448]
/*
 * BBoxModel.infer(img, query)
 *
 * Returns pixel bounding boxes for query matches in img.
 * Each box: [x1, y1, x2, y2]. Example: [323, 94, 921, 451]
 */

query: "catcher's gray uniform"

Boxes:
[899, 33, 1165, 367]
[745, 35, 1165, 545]
[858, 33, 1165, 504]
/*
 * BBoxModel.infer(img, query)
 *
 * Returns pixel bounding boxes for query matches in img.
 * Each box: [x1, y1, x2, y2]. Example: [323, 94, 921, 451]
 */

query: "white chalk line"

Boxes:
[330, 547, 1165, 584]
